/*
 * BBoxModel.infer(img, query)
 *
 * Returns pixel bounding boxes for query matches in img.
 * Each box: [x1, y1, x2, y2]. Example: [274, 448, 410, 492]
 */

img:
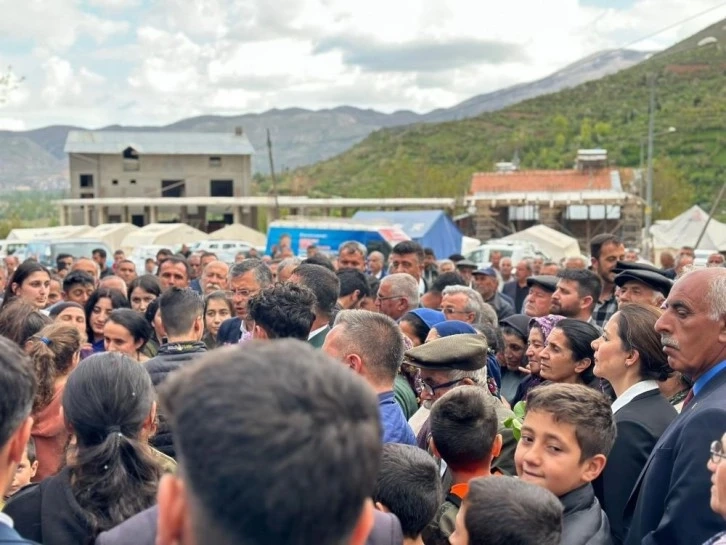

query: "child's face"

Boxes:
[515, 410, 603, 498]
[7, 450, 37, 497]
[449, 504, 469, 545]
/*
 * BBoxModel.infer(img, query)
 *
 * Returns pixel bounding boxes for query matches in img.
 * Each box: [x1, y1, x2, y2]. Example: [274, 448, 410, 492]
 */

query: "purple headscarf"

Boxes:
[529, 314, 566, 344]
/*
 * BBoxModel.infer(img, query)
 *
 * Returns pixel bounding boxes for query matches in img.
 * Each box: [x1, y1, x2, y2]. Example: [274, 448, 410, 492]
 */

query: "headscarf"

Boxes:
[432, 320, 477, 337]
[407, 308, 446, 329]
[529, 314, 566, 344]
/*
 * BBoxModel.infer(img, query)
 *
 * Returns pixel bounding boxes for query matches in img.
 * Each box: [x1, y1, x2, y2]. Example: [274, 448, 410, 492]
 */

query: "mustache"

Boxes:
[661, 335, 680, 350]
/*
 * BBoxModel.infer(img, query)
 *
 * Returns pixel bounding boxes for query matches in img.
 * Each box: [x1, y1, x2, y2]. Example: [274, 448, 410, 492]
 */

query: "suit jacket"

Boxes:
[624, 368, 726, 545]
[594, 389, 677, 545]
[502, 281, 528, 312]
[308, 325, 330, 349]
[216, 317, 243, 345]
[95, 504, 403, 545]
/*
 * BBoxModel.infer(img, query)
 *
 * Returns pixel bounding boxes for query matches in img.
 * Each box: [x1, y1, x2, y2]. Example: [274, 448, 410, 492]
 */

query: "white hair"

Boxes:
[441, 285, 488, 322]
[381, 273, 419, 310]
[707, 272, 726, 321]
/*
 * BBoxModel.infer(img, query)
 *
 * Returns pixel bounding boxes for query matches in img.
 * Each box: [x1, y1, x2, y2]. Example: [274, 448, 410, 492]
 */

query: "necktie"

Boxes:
[682, 389, 694, 408]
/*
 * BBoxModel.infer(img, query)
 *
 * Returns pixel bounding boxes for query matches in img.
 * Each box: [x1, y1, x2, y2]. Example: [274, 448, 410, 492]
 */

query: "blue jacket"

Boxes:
[0, 520, 36, 544]
[378, 391, 416, 445]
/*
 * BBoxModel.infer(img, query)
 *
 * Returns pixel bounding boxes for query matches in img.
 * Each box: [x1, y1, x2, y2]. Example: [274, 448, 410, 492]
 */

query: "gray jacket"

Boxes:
[560, 484, 613, 545]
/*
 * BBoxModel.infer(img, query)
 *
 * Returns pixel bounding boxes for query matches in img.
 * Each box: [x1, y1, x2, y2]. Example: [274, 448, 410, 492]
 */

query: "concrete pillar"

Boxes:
[122, 206, 130, 223]
[149, 206, 158, 224]
[98, 206, 108, 225]
[83, 205, 91, 226]
[251, 207, 259, 231]
[233, 206, 242, 224]
[58, 205, 66, 226]
[474, 205, 496, 242]
[180, 206, 189, 225]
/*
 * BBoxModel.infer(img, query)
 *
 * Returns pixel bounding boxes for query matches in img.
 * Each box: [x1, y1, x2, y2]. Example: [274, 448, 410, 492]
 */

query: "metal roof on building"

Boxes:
[64, 130, 255, 156]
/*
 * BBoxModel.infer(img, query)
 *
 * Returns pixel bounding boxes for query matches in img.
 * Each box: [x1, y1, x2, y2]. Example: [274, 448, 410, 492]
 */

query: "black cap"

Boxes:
[613, 260, 666, 275]
[526, 275, 559, 293]
[614, 269, 673, 297]
[455, 259, 478, 270]
[499, 314, 531, 340]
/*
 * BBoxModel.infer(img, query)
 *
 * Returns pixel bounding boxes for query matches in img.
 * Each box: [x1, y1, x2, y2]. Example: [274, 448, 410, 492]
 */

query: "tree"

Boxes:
[653, 157, 696, 220]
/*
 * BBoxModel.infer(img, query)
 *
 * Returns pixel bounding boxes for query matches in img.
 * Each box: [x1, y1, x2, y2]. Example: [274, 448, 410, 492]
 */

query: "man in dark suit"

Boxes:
[0, 338, 37, 543]
[216, 259, 273, 345]
[289, 264, 340, 348]
[503, 260, 532, 313]
[624, 268, 726, 545]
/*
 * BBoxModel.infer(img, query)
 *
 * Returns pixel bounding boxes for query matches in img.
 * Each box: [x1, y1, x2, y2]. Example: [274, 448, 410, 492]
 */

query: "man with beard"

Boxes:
[523, 276, 558, 318]
[590, 234, 625, 327]
[550, 269, 601, 326]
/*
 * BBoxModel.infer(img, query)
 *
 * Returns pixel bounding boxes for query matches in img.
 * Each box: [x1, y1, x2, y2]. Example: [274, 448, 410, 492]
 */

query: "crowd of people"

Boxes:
[0, 233, 725, 545]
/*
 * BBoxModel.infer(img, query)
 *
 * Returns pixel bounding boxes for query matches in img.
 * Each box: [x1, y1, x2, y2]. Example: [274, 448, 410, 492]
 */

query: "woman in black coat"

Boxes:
[591, 303, 677, 545]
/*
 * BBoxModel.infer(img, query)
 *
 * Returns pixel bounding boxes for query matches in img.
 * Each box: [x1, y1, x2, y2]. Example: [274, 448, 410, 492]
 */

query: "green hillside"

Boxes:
[282, 29, 726, 216]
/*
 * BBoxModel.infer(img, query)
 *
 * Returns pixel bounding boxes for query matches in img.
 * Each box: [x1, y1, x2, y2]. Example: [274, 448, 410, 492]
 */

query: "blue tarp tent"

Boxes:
[351, 210, 462, 259]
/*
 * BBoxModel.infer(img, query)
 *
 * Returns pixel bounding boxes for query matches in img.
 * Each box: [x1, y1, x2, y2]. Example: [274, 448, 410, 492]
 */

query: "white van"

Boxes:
[466, 241, 547, 268]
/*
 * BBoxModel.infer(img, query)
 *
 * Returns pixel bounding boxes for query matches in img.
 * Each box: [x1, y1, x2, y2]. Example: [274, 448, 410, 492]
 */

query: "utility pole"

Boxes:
[266, 129, 280, 220]
[644, 75, 656, 260]
[696, 179, 726, 248]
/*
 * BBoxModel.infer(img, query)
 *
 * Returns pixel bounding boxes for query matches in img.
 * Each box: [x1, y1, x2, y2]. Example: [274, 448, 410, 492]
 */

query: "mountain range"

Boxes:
[0, 48, 650, 186]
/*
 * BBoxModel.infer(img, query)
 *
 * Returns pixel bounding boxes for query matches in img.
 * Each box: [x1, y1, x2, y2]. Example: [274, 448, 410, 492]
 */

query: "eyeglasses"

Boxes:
[710, 441, 726, 464]
[441, 307, 467, 315]
[225, 289, 258, 299]
[421, 379, 464, 397]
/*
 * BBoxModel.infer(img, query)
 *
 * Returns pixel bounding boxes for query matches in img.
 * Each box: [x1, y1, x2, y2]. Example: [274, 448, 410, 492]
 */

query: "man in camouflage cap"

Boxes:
[405, 334, 517, 477]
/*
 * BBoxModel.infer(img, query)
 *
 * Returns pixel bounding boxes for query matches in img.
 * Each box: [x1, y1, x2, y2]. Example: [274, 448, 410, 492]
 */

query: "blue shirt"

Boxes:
[378, 391, 416, 445]
[693, 360, 726, 396]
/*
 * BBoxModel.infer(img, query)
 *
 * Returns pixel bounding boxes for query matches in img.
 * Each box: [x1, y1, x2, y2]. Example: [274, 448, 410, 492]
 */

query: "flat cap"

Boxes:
[405, 334, 488, 371]
[526, 275, 559, 293]
[613, 260, 666, 275]
[615, 269, 673, 297]
[455, 259, 478, 270]
[472, 267, 497, 277]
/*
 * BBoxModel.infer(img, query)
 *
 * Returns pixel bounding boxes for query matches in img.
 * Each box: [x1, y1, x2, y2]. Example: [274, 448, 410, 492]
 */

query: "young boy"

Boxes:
[372, 444, 442, 545]
[422, 386, 501, 545]
[514, 383, 616, 545]
[449, 475, 564, 545]
[4, 437, 37, 501]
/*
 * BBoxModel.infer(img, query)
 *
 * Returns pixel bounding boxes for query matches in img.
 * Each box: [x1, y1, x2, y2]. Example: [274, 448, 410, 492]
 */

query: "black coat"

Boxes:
[216, 317, 243, 345]
[593, 389, 677, 545]
[624, 368, 726, 545]
[144, 341, 207, 458]
[560, 484, 613, 545]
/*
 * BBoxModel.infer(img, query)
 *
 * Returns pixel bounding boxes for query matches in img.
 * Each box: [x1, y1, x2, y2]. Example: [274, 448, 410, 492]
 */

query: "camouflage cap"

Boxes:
[404, 334, 488, 371]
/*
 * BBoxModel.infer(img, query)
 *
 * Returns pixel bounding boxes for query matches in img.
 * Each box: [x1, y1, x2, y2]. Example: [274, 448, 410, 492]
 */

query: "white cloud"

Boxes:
[3, 0, 726, 128]
[0, 118, 26, 130]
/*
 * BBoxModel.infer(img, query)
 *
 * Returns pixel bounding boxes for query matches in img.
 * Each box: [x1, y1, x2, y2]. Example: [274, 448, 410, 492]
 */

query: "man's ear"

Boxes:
[157, 474, 188, 545]
[349, 498, 375, 545]
[580, 453, 607, 483]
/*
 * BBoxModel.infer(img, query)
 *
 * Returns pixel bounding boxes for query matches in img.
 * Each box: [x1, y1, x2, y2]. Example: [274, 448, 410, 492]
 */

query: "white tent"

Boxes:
[6, 225, 92, 241]
[651, 205, 726, 252]
[120, 223, 207, 252]
[208, 224, 267, 247]
[79, 223, 140, 251]
[501, 225, 581, 261]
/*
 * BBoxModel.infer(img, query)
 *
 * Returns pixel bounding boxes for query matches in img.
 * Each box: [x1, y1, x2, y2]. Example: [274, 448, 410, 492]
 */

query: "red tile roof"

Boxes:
[470, 169, 614, 194]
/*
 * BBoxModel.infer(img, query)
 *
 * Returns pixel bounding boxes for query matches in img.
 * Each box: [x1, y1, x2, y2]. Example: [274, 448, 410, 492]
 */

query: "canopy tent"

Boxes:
[120, 223, 207, 252]
[6, 225, 92, 241]
[651, 205, 726, 252]
[351, 210, 462, 259]
[501, 225, 581, 261]
[79, 223, 139, 251]
[208, 224, 267, 247]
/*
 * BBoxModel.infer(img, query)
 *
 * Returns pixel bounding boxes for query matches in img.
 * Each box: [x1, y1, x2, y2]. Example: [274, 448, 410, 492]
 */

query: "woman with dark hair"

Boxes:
[0, 299, 52, 350]
[1, 260, 51, 310]
[27, 323, 82, 481]
[511, 314, 565, 405]
[104, 309, 153, 362]
[144, 298, 166, 347]
[498, 314, 531, 404]
[399, 309, 445, 347]
[5, 352, 164, 544]
[127, 275, 161, 314]
[203, 290, 234, 349]
[84, 289, 130, 353]
[591, 304, 677, 544]
[539, 319, 600, 387]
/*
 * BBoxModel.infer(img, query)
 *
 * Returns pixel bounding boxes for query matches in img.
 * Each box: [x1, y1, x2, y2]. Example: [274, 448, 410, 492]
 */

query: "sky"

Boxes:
[1, 0, 726, 131]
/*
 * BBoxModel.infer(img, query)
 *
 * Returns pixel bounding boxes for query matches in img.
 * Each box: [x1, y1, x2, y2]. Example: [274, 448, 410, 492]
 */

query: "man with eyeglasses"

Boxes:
[404, 334, 517, 478]
[706, 433, 726, 545]
[624, 268, 726, 545]
[376, 273, 419, 322]
[216, 259, 273, 345]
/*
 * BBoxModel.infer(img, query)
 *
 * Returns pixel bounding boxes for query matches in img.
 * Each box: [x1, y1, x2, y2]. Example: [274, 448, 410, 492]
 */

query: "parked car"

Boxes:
[23, 239, 112, 270]
[189, 240, 254, 262]
[0, 240, 28, 258]
[466, 241, 547, 268]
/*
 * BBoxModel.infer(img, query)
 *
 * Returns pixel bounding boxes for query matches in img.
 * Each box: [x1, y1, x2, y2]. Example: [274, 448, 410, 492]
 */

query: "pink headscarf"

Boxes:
[529, 314, 566, 344]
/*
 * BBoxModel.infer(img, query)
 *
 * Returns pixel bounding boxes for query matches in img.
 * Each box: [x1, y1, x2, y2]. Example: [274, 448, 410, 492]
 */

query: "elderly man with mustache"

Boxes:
[624, 268, 726, 545]
[200, 260, 229, 296]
